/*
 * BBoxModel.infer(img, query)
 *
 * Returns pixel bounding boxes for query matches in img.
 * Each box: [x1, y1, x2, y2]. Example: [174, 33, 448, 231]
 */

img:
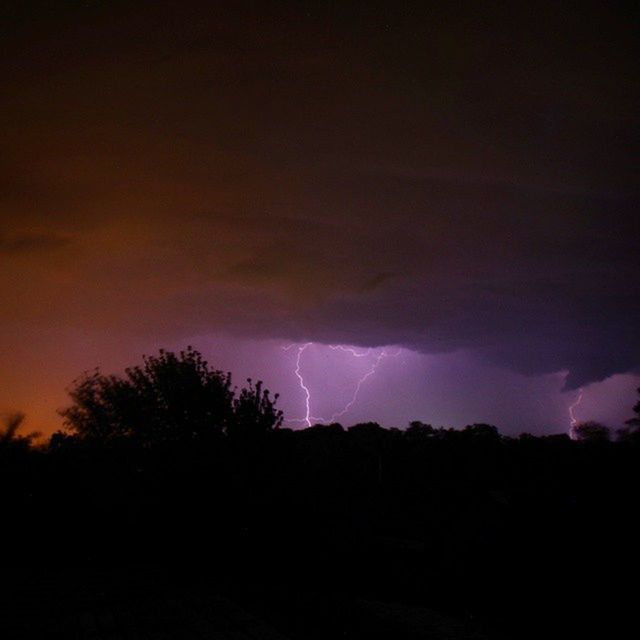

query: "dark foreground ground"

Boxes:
[1, 425, 638, 639]
[1, 566, 489, 639]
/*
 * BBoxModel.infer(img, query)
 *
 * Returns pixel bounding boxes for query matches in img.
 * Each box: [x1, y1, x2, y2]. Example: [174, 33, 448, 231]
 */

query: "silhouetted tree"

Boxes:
[405, 421, 436, 441]
[616, 388, 640, 442]
[625, 387, 640, 428]
[230, 378, 283, 438]
[301, 423, 345, 437]
[627, 387, 640, 423]
[347, 422, 387, 439]
[0, 412, 25, 445]
[574, 421, 611, 443]
[59, 347, 281, 446]
[462, 423, 500, 440]
[0, 412, 38, 452]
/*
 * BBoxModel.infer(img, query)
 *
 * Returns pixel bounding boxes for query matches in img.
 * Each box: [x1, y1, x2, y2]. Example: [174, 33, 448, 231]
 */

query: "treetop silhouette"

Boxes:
[58, 347, 282, 447]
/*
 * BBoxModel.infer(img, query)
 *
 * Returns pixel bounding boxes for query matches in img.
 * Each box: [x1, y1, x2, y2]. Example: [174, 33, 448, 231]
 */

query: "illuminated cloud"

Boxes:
[0, 2, 637, 432]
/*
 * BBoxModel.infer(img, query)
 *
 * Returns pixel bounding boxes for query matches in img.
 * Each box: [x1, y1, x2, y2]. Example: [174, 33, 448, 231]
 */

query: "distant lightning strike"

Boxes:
[282, 343, 319, 426]
[282, 343, 400, 426]
[326, 350, 387, 422]
[568, 387, 584, 438]
[329, 345, 372, 358]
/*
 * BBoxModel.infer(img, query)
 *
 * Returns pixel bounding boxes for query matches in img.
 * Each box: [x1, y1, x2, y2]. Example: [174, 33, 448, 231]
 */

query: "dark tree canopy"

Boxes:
[574, 421, 611, 443]
[58, 347, 282, 446]
[626, 387, 640, 428]
[462, 423, 501, 439]
[1, 412, 26, 445]
[618, 387, 640, 442]
[231, 378, 283, 438]
[0, 411, 38, 453]
[405, 421, 436, 441]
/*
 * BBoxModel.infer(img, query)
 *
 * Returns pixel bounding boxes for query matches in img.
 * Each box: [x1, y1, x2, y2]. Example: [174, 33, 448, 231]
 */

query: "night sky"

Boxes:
[1, 1, 638, 436]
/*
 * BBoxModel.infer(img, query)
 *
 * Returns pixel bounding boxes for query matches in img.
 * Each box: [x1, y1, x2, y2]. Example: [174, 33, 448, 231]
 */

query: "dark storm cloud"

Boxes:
[0, 1, 638, 394]
[0, 232, 70, 254]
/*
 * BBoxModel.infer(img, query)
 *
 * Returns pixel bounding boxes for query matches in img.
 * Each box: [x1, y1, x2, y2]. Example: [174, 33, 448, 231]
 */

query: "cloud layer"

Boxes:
[1, 1, 638, 433]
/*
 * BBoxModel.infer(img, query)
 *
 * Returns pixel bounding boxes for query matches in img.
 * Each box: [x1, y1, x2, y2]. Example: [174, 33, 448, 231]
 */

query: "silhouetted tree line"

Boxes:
[2, 349, 639, 640]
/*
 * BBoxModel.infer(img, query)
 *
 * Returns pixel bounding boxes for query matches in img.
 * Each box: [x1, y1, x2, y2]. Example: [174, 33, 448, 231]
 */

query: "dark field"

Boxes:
[2, 422, 638, 639]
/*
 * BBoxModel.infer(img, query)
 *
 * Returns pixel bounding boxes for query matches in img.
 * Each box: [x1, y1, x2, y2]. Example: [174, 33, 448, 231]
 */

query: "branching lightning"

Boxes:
[326, 349, 387, 422]
[329, 345, 372, 358]
[282, 342, 400, 426]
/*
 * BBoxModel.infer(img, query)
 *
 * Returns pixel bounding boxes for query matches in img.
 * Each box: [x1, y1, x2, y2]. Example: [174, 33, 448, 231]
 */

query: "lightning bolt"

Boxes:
[329, 345, 372, 357]
[326, 349, 388, 422]
[568, 387, 584, 438]
[283, 342, 400, 426]
[282, 343, 318, 426]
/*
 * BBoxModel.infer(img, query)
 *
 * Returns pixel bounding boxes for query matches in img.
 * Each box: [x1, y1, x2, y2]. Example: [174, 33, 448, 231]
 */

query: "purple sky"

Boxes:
[5, 330, 636, 437]
[171, 337, 640, 436]
[1, 2, 638, 436]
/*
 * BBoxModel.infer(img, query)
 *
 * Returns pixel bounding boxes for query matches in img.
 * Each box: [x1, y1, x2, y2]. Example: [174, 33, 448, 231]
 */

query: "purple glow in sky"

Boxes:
[4, 331, 639, 437]
[1, 2, 637, 441]
[282, 343, 402, 426]
[184, 336, 637, 436]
